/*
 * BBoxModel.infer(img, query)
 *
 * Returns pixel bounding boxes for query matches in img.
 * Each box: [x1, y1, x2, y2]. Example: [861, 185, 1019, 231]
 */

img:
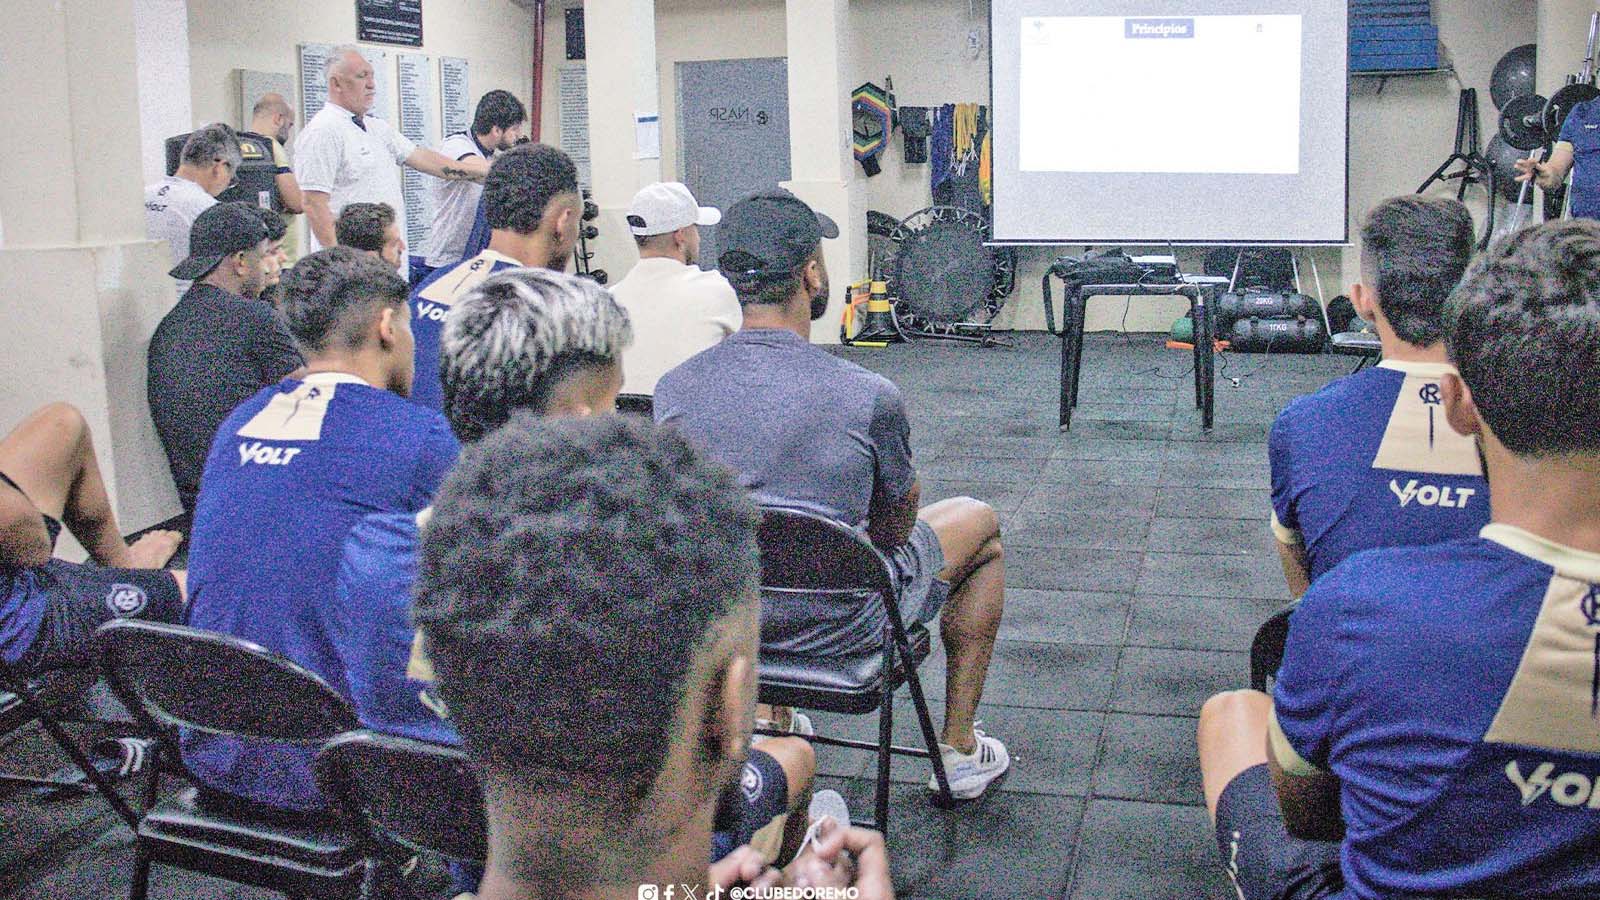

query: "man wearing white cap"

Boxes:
[611, 182, 741, 395]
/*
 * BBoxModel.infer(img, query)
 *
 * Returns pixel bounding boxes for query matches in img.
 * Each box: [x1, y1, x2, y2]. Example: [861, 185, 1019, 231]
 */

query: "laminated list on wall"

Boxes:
[398, 53, 436, 254]
[559, 65, 591, 190]
[299, 43, 391, 122]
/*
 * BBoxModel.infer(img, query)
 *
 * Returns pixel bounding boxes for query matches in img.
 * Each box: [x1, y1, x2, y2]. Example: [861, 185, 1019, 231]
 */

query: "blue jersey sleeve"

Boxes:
[1268, 407, 1301, 542]
[1271, 579, 1347, 772]
[1560, 102, 1586, 145]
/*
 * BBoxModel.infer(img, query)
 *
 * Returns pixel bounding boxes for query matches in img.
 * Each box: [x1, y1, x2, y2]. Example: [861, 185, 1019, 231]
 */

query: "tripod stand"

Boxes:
[1418, 88, 1498, 247]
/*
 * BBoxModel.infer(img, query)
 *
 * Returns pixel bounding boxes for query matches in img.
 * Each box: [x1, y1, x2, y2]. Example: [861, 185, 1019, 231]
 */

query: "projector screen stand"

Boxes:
[1417, 87, 1498, 246]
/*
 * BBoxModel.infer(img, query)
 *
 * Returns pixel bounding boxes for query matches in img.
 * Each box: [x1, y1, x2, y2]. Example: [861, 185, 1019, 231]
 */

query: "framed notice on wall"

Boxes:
[397, 53, 437, 253]
[358, 0, 423, 47]
[440, 57, 470, 136]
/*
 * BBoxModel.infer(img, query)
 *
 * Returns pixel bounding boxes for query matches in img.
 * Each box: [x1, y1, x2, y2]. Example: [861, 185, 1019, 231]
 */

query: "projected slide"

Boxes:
[1020, 15, 1302, 174]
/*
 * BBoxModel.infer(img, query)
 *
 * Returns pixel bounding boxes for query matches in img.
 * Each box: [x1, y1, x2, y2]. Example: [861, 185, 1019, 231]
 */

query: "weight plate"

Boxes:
[1491, 44, 1538, 110]
[1543, 82, 1600, 143]
[1499, 93, 1549, 150]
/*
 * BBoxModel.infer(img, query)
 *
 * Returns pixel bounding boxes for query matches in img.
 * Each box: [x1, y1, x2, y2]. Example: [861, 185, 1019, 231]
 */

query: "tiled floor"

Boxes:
[0, 332, 1353, 899]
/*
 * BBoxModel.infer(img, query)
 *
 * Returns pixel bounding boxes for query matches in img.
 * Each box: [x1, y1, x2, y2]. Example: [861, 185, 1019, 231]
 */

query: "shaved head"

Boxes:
[252, 92, 292, 118]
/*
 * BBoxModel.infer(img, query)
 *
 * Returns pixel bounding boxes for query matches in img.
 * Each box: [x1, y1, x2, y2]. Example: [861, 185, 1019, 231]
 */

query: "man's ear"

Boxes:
[698, 649, 753, 773]
[803, 257, 824, 294]
[1350, 282, 1377, 323]
[376, 305, 399, 350]
[1441, 372, 1482, 439]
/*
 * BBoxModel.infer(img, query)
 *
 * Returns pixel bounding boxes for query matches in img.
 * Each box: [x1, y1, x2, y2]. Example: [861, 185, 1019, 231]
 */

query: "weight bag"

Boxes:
[1216, 291, 1320, 330]
[1228, 316, 1328, 354]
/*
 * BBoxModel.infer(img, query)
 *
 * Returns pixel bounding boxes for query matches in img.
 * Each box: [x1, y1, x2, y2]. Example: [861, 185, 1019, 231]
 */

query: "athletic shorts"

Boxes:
[710, 747, 792, 863]
[3, 469, 184, 673]
[1214, 764, 1344, 900]
[891, 519, 952, 628]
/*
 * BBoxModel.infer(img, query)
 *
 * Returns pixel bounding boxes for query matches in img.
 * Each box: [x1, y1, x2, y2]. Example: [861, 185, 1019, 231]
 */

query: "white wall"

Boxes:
[571, 0, 1536, 333]
[185, 0, 535, 136]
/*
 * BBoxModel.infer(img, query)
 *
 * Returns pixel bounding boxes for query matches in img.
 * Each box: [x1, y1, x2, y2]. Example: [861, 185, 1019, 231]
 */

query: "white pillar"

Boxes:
[0, 0, 183, 539]
[1538, 0, 1596, 94]
[134, 0, 193, 185]
[785, 0, 862, 344]
[583, 0, 661, 280]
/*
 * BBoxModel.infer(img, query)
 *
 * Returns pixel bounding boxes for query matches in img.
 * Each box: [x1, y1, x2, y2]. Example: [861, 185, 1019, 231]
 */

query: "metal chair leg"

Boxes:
[905, 669, 952, 808]
[24, 693, 140, 828]
[874, 686, 893, 832]
[127, 839, 153, 900]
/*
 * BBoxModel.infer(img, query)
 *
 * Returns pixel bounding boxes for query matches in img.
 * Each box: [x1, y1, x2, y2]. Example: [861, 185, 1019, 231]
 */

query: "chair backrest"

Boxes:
[615, 393, 654, 417]
[1249, 603, 1298, 693]
[756, 506, 897, 598]
[96, 619, 358, 743]
[315, 729, 486, 862]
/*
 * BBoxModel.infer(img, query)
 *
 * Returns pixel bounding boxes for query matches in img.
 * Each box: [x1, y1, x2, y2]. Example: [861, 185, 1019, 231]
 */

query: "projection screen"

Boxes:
[990, 0, 1348, 245]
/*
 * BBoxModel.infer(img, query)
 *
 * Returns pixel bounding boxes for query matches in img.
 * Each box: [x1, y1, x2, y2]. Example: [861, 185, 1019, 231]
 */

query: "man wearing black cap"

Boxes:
[148, 202, 304, 513]
[656, 188, 1012, 801]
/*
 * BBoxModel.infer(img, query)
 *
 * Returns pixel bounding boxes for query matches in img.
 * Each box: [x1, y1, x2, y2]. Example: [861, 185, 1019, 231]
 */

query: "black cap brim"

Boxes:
[169, 255, 225, 281]
[816, 210, 840, 239]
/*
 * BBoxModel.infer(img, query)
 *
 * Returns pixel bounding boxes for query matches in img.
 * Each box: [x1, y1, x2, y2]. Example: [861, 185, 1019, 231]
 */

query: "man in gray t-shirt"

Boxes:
[655, 188, 1011, 802]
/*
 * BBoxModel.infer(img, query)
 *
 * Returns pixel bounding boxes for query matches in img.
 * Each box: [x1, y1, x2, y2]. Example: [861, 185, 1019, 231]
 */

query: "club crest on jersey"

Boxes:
[1389, 478, 1476, 508]
[415, 300, 449, 322]
[105, 583, 148, 617]
[238, 441, 302, 467]
[740, 760, 765, 803]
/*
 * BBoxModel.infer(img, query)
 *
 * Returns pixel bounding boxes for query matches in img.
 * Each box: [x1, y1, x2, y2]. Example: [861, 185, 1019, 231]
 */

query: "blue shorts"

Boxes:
[712, 748, 791, 862]
[1214, 764, 1344, 900]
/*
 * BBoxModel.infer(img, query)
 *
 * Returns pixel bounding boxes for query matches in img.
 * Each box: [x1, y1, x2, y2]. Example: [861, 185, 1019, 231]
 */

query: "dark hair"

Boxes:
[251, 207, 288, 242]
[180, 123, 243, 170]
[440, 268, 632, 442]
[335, 202, 397, 252]
[1445, 219, 1600, 456]
[1360, 195, 1475, 346]
[413, 416, 760, 807]
[472, 90, 527, 134]
[279, 246, 409, 353]
[483, 144, 578, 234]
[731, 249, 819, 307]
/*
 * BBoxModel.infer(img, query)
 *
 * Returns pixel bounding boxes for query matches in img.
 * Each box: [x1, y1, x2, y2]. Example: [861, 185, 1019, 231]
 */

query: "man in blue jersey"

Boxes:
[1518, 97, 1600, 221]
[335, 267, 817, 867]
[407, 142, 583, 413]
[1198, 218, 1600, 899]
[182, 247, 458, 813]
[1269, 195, 1487, 596]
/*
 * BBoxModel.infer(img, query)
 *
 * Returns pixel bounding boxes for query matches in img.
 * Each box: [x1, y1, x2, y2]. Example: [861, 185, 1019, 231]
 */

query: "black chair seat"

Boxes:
[1329, 330, 1381, 356]
[138, 787, 365, 896]
[759, 625, 931, 714]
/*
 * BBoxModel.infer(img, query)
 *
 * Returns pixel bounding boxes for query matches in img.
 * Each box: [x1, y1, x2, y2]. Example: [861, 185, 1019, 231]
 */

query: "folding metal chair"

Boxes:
[315, 729, 486, 866]
[1249, 603, 1298, 693]
[95, 619, 368, 900]
[615, 393, 654, 417]
[753, 506, 954, 833]
[0, 661, 141, 827]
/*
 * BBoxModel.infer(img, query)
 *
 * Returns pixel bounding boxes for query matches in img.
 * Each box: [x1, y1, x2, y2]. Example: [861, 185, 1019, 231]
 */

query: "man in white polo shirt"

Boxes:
[611, 183, 740, 395]
[145, 124, 241, 271]
[294, 46, 490, 268]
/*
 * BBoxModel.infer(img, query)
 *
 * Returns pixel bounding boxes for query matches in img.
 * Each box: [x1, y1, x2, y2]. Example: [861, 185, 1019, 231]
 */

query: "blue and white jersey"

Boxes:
[182, 372, 458, 811]
[1559, 98, 1600, 221]
[1269, 360, 1488, 583]
[333, 509, 458, 746]
[407, 249, 523, 413]
[1273, 526, 1600, 899]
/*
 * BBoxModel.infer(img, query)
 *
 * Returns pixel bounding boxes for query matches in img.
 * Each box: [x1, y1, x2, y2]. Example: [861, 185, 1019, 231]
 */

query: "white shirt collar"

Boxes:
[300, 371, 370, 387]
[1481, 523, 1600, 583]
[1377, 360, 1458, 378]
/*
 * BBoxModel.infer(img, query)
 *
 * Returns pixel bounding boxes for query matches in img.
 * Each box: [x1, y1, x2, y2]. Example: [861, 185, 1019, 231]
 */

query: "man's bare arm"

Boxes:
[1276, 539, 1311, 599]
[1268, 715, 1345, 842]
[274, 171, 305, 214]
[302, 190, 336, 247]
[405, 148, 489, 182]
[867, 478, 920, 552]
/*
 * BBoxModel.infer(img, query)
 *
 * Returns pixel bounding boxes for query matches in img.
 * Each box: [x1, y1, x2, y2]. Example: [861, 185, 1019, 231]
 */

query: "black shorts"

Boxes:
[15, 560, 184, 673]
[711, 747, 791, 862]
[1214, 764, 1344, 900]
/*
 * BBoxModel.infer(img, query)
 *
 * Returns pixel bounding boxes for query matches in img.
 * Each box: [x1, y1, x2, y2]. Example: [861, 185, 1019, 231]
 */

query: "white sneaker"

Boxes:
[928, 727, 1010, 800]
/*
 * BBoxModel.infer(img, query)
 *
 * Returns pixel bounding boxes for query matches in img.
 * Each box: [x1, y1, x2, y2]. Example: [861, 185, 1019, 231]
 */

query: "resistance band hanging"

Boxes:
[852, 80, 895, 176]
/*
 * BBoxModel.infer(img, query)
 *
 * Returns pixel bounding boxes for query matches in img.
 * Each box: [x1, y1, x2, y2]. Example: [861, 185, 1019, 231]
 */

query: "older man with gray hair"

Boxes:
[294, 46, 490, 266]
[145, 123, 241, 271]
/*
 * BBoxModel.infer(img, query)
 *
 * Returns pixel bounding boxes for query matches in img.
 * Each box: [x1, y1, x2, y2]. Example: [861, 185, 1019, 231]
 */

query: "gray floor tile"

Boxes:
[1006, 513, 1151, 552]
[1019, 483, 1159, 517]
[1074, 798, 1215, 862]
[1067, 858, 1235, 900]
[999, 590, 1131, 646]
[1051, 438, 1169, 462]
[1164, 441, 1269, 463]
[919, 480, 1032, 518]
[923, 639, 1121, 712]
[1126, 594, 1290, 653]
[883, 785, 1082, 900]
[1137, 552, 1290, 601]
[1161, 458, 1271, 489]
[1109, 647, 1249, 716]
[1145, 516, 1279, 557]
[1156, 487, 1273, 520]
[1006, 547, 1144, 593]
[1092, 714, 1204, 805]
[1039, 458, 1167, 486]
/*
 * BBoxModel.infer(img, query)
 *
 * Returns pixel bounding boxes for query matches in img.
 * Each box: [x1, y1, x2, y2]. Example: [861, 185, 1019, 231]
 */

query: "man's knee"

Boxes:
[1200, 689, 1272, 731]
[25, 402, 90, 450]
[760, 736, 816, 798]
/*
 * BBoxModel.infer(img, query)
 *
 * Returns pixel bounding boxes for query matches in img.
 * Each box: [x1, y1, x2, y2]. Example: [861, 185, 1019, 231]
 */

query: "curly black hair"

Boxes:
[483, 143, 578, 234]
[412, 415, 760, 806]
[472, 89, 527, 134]
[335, 202, 396, 253]
[1361, 195, 1475, 347]
[1445, 218, 1600, 456]
[279, 246, 409, 353]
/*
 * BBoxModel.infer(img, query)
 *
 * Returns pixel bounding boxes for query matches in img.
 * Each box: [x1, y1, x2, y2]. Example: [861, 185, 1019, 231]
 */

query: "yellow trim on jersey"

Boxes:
[1481, 523, 1600, 583]
[1370, 364, 1481, 476]
[1269, 706, 1324, 777]
[415, 249, 523, 306]
[1270, 511, 1303, 546]
[1484, 567, 1600, 753]
[1375, 360, 1458, 378]
[407, 630, 436, 683]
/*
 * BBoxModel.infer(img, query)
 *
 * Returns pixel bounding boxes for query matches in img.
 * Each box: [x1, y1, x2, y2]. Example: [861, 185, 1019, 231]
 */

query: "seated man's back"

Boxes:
[182, 249, 458, 811]
[1273, 531, 1600, 897]
[1270, 359, 1488, 583]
